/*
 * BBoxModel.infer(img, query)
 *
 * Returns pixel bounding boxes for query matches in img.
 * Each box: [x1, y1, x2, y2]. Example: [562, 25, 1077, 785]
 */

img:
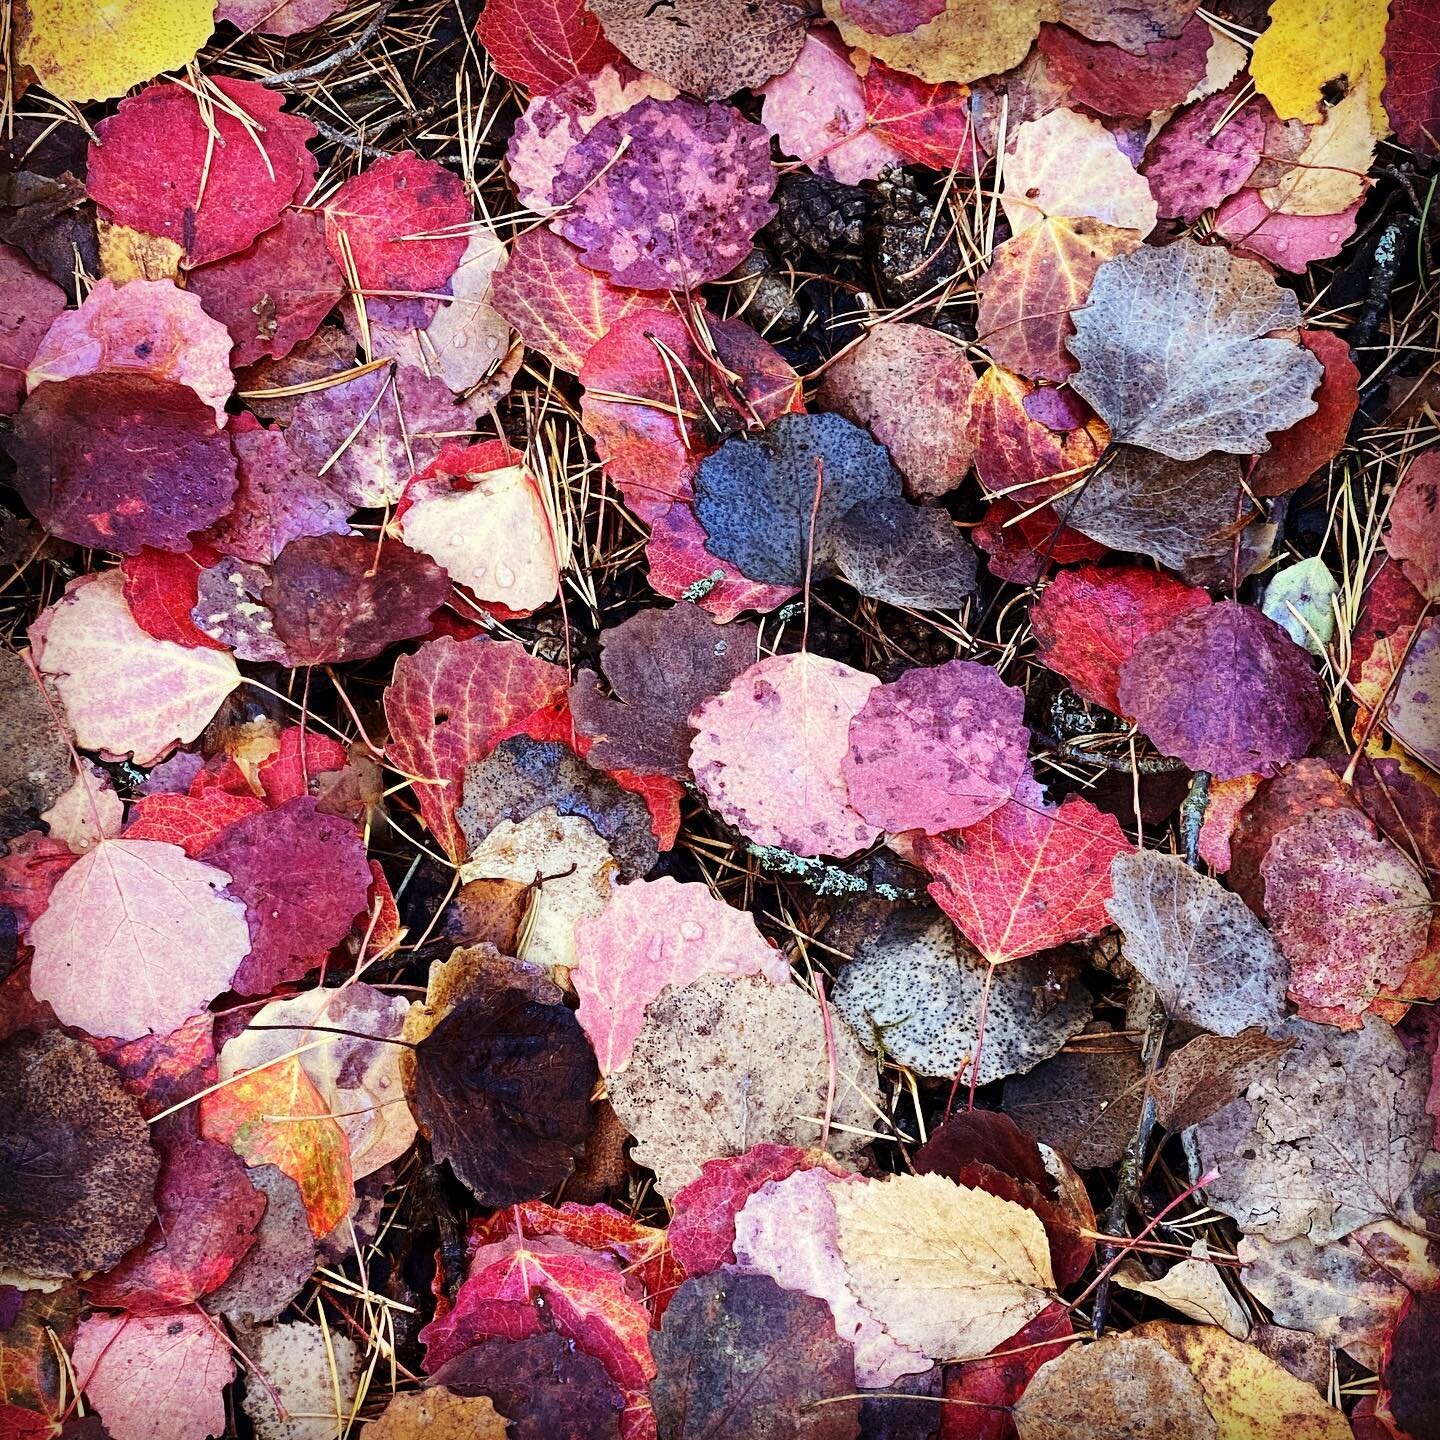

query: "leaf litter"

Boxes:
[0, 1, 1437, 1437]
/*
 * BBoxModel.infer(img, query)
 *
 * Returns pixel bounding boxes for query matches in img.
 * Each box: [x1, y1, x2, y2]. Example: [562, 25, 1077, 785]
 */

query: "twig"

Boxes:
[1349, 214, 1418, 349]
[262, 0, 400, 87]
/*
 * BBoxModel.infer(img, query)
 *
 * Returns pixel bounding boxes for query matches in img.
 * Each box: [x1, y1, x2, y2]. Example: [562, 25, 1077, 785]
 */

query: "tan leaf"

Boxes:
[831, 1171, 1055, 1362]
[1001, 109, 1157, 238]
[361, 1387, 506, 1440]
[1115, 1240, 1250, 1338]
[1260, 82, 1376, 216]
[607, 973, 879, 1198]
[241, 1321, 360, 1440]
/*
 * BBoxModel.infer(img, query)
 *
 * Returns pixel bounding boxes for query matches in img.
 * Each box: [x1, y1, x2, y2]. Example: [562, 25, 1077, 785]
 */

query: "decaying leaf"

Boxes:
[240, 1321, 360, 1440]
[831, 1171, 1055, 1362]
[1195, 1015, 1432, 1243]
[1107, 851, 1288, 1035]
[362, 1388, 507, 1440]
[0, 1030, 159, 1281]
[833, 908, 1092, 1084]
[607, 974, 880, 1197]
[1067, 240, 1324, 459]
[651, 1268, 862, 1438]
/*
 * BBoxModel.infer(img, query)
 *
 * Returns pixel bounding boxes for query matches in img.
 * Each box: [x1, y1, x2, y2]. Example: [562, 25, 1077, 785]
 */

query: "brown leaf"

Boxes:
[1151, 1029, 1293, 1133]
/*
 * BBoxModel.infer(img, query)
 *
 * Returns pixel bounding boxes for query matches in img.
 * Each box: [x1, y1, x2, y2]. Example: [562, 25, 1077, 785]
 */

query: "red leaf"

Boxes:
[384, 634, 569, 861]
[86, 78, 316, 267]
[915, 789, 1132, 964]
[475, 0, 622, 95]
[1383, 0, 1440, 153]
[257, 725, 351, 806]
[1036, 17, 1212, 117]
[1249, 330, 1360, 498]
[120, 545, 227, 651]
[199, 796, 372, 994]
[1212, 189, 1362, 274]
[1384, 450, 1440, 601]
[973, 499, 1108, 585]
[89, 1013, 217, 1131]
[323, 151, 470, 294]
[1142, 88, 1265, 223]
[1030, 564, 1212, 713]
[0, 242, 66, 415]
[939, 1302, 1074, 1440]
[861, 61, 975, 173]
[123, 790, 267, 858]
[85, 1138, 265, 1311]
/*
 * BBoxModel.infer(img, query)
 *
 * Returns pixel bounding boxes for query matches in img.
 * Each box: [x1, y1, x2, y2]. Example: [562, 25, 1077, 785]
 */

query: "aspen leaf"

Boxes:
[241, 1322, 359, 1440]
[831, 1171, 1055, 1362]
[1385, 451, 1440, 600]
[477, 0, 622, 94]
[1249, 0, 1388, 130]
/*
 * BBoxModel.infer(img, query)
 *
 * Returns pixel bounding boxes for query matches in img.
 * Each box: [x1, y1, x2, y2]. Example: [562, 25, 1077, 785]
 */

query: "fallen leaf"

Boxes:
[1031, 565, 1211, 714]
[188, 213, 347, 370]
[1379, 1291, 1440, 1440]
[38, 760, 118, 854]
[0, 649, 72, 834]
[14, 0, 215, 102]
[843, 659, 1029, 834]
[824, 0, 1057, 86]
[761, 30, 903, 185]
[72, 1312, 234, 1440]
[323, 151, 470, 294]
[860, 62, 975, 173]
[1142, 89, 1265, 223]
[0, 1030, 159, 1281]
[1263, 557, 1339, 655]
[915, 790, 1132, 964]
[200, 1057, 354, 1238]
[1107, 851, 1289, 1034]
[27, 278, 232, 422]
[1385, 450, 1440, 600]
[1211, 189, 1362, 274]
[1001, 108, 1157, 238]
[1151, 1028, 1293, 1132]
[240, 1321, 359, 1440]
[476, 0, 622, 94]
[217, 0, 346, 36]
[1383, 0, 1440, 151]
[362, 1388, 506, 1440]
[1239, 1220, 1435, 1369]
[490, 227, 661, 374]
[123, 789, 265, 858]
[509, 65, 680, 214]
[1117, 601, 1326, 779]
[1013, 1329, 1218, 1440]
[1035, 17, 1213, 118]
[1387, 616, 1440, 771]
[428, 1332, 625, 1440]
[401, 445, 558, 613]
[265, 533, 452, 666]
[28, 836, 250, 1040]
[0, 1287, 80, 1419]
[608, 974, 879, 1197]
[410, 983, 597, 1205]
[87, 79, 316, 267]
[0, 243, 66, 413]
[1250, 0, 1388, 130]
[458, 735, 656, 879]
[833, 907, 1092, 1084]
[1261, 807, 1430, 1025]
[85, 1137, 265, 1311]
[588, 0, 810, 100]
[1196, 1015, 1431, 1243]
[817, 322, 978, 498]
[978, 218, 1141, 382]
[551, 96, 777, 289]
[644, 499, 799, 620]
[200, 1164, 316, 1325]
[1139, 1319, 1351, 1439]
[1262, 83, 1377, 216]
[689, 651, 881, 858]
[199, 797, 371, 995]
[459, 810, 619, 978]
[205, 418, 351, 567]
[573, 876, 789, 1073]
[283, 362, 458, 509]
[119, 546, 228, 652]
[832, 1171, 1055, 1362]
[650, 1268, 861, 1438]
[6, 374, 238, 554]
[218, 984, 415, 1179]
[1117, 1239, 1252, 1337]
[1068, 240, 1323, 459]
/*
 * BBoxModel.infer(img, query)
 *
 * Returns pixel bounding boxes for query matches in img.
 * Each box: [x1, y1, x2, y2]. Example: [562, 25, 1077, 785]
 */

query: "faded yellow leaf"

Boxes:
[1261, 83, 1377, 215]
[15, 0, 215, 103]
[1140, 1321, 1351, 1440]
[361, 1388, 507, 1440]
[1249, 0, 1388, 132]
[97, 220, 184, 283]
[832, 1172, 1054, 1362]
[823, 0, 1057, 85]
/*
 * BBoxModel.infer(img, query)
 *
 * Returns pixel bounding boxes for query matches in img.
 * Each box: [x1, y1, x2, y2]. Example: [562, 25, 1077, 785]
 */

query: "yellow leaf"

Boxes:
[823, 0, 1058, 85]
[14, 0, 215, 103]
[832, 1172, 1055, 1362]
[97, 220, 184, 284]
[1261, 82, 1377, 215]
[1249, 0, 1389, 133]
[1140, 1321, 1352, 1440]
